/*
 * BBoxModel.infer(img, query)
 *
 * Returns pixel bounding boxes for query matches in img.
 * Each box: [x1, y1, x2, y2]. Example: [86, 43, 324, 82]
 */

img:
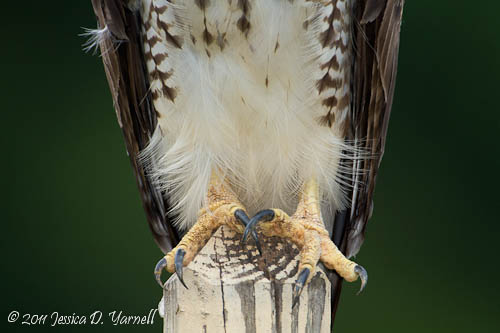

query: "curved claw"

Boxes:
[234, 209, 251, 226]
[241, 209, 275, 244]
[354, 265, 368, 295]
[234, 209, 262, 254]
[292, 267, 310, 308]
[154, 257, 167, 288]
[175, 249, 188, 289]
[253, 234, 263, 256]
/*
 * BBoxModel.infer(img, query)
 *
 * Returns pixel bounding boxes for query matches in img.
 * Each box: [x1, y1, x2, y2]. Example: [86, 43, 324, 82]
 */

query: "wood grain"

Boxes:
[160, 225, 331, 333]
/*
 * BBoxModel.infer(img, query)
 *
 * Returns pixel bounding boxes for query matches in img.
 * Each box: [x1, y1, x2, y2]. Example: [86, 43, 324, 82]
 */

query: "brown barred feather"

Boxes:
[91, 0, 180, 253]
[344, 0, 404, 258]
[330, 0, 404, 324]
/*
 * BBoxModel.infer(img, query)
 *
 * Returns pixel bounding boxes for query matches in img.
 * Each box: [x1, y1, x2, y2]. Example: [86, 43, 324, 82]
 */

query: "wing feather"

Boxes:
[344, 0, 404, 258]
[330, 0, 404, 325]
[91, 0, 179, 253]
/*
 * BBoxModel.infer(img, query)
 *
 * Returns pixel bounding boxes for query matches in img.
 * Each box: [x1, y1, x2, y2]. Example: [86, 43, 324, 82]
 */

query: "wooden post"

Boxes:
[159, 225, 331, 332]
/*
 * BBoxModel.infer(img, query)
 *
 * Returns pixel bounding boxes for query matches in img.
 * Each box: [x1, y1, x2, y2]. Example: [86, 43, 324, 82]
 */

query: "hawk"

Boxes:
[90, 0, 404, 325]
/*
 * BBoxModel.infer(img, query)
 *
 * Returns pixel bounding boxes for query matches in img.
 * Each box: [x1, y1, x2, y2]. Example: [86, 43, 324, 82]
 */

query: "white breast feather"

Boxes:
[140, 0, 354, 230]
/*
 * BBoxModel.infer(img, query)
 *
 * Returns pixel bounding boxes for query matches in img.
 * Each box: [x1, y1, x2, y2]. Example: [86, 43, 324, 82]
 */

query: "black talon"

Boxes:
[253, 234, 263, 256]
[292, 268, 310, 308]
[354, 265, 368, 295]
[154, 257, 168, 288]
[234, 209, 251, 226]
[242, 209, 275, 244]
[175, 249, 188, 289]
[234, 209, 262, 255]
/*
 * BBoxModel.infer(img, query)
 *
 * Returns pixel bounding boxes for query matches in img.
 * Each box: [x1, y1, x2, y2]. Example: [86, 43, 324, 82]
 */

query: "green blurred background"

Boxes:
[2, 1, 499, 332]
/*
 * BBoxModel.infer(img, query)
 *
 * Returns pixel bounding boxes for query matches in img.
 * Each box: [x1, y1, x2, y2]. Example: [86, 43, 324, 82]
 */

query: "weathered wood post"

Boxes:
[159, 225, 331, 332]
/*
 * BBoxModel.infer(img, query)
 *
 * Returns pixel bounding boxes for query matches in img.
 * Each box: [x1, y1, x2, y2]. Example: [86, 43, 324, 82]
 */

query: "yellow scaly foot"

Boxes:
[241, 178, 367, 306]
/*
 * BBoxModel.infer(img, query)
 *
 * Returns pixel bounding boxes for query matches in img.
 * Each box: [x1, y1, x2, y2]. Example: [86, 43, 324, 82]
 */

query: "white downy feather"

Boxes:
[139, 0, 356, 230]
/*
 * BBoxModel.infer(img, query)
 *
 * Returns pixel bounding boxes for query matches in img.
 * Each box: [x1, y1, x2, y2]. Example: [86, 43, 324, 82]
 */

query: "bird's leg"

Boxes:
[242, 178, 367, 305]
[154, 172, 251, 288]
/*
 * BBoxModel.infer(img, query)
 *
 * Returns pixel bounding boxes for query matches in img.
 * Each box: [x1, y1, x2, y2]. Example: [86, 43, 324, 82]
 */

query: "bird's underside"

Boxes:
[142, 0, 366, 300]
[91, 0, 404, 327]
